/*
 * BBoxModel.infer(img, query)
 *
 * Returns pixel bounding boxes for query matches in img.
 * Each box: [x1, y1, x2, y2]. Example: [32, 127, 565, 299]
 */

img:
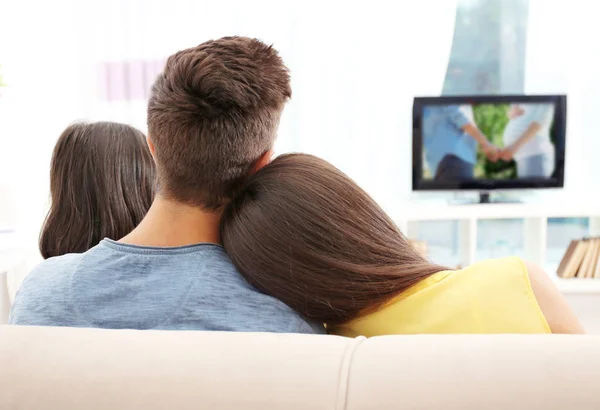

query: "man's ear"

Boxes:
[147, 136, 156, 159]
[249, 150, 274, 175]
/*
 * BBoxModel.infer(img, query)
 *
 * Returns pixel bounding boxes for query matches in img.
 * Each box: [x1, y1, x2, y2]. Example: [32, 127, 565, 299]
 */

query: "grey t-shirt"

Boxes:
[9, 239, 324, 333]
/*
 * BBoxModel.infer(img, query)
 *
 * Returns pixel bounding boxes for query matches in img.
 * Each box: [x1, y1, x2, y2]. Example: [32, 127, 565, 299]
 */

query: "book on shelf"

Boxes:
[558, 238, 600, 279]
[594, 243, 600, 279]
[557, 240, 578, 277]
[579, 239, 596, 278]
[586, 239, 600, 278]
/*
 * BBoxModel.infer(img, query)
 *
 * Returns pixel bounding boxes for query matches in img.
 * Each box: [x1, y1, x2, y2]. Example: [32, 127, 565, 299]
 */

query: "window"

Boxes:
[442, 0, 530, 95]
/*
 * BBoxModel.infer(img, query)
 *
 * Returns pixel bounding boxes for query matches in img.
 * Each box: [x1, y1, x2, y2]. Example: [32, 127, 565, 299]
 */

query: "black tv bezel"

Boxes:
[412, 94, 567, 192]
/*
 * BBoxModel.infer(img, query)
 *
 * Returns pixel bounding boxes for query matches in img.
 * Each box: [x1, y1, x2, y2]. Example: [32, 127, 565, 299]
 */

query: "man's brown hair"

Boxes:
[147, 36, 291, 209]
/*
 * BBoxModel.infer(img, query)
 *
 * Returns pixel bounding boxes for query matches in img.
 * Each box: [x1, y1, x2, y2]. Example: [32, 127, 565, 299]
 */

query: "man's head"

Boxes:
[147, 36, 291, 209]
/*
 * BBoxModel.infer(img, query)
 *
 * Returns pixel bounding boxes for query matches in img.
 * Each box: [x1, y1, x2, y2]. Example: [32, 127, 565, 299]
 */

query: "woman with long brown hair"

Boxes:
[40, 122, 156, 258]
[222, 154, 583, 335]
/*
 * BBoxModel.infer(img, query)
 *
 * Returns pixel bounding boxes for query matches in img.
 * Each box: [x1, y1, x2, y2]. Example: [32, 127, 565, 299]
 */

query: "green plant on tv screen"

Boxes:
[473, 103, 517, 180]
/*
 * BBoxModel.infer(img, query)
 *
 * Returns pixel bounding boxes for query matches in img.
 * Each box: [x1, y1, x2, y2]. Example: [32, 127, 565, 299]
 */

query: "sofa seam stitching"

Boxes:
[336, 336, 367, 410]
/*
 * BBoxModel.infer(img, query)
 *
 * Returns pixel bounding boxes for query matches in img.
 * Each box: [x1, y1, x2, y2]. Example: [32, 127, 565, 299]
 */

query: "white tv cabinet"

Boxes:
[393, 201, 600, 294]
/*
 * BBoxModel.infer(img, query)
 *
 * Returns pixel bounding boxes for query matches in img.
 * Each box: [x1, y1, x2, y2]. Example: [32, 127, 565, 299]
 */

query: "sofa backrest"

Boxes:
[1, 326, 600, 409]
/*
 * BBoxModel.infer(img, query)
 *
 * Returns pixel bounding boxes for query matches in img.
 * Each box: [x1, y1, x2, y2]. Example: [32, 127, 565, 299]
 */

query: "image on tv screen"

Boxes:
[421, 102, 557, 182]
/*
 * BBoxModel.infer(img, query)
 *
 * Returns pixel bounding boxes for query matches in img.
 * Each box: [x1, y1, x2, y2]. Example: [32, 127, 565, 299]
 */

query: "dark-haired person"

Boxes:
[221, 154, 584, 335]
[39, 122, 155, 259]
[10, 37, 322, 333]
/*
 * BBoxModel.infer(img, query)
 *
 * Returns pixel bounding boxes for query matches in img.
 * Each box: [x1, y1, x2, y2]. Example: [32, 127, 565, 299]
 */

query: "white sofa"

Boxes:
[1, 326, 600, 409]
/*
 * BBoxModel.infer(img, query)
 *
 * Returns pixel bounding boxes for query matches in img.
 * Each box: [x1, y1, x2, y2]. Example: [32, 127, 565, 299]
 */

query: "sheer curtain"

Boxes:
[525, 0, 600, 197]
[1, 0, 91, 295]
[84, 0, 458, 208]
[1, 0, 457, 291]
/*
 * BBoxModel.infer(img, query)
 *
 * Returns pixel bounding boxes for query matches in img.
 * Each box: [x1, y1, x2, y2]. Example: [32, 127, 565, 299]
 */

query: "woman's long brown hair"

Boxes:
[221, 153, 446, 326]
[40, 122, 156, 259]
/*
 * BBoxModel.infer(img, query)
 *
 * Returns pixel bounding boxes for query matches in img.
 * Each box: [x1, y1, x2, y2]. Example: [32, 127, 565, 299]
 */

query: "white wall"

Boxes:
[0, 0, 88, 256]
[2, 0, 600, 262]
[525, 0, 600, 197]
[1, 0, 459, 256]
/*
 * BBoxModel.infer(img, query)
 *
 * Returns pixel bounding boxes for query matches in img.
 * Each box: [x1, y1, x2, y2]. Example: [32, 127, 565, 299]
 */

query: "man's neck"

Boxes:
[119, 195, 222, 247]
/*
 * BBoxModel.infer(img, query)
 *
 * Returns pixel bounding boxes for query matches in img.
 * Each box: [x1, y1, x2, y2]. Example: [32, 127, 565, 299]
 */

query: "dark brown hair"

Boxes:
[40, 122, 156, 259]
[147, 36, 291, 209]
[221, 154, 447, 326]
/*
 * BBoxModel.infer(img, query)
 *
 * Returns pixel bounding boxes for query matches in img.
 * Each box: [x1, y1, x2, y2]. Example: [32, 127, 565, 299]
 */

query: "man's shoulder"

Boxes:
[177, 248, 325, 333]
[11, 242, 326, 333]
[26, 252, 84, 282]
[9, 253, 83, 325]
[14, 252, 83, 300]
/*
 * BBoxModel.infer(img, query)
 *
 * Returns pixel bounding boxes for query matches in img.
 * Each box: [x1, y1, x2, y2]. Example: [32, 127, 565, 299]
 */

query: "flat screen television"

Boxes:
[412, 95, 567, 196]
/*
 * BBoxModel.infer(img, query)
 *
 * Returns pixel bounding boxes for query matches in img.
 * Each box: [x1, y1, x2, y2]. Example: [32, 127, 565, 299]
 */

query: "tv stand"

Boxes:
[479, 193, 491, 204]
[450, 192, 523, 205]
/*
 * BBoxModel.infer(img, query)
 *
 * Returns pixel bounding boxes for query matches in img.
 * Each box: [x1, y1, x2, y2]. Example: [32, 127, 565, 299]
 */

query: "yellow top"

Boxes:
[330, 257, 551, 336]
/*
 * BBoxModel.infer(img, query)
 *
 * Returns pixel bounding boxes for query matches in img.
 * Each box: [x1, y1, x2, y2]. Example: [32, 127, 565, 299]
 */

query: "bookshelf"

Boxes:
[395, 201, 600, 294]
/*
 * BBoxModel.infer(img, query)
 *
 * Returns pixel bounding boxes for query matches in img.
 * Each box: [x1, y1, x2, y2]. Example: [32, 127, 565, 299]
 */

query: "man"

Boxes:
[423, 105, 499, 181]
[10, 37, 323, 333]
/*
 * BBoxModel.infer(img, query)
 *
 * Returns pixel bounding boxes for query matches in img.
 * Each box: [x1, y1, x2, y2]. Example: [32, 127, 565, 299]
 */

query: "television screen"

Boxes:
[412, 95, 566, 191]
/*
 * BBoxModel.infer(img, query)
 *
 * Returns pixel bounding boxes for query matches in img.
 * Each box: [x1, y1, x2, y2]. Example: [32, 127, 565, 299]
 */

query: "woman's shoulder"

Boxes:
[333, 257, 543, 336]
[460, 257, 584, 334]
[454, 256, 548, 298]
[390, 257, 527, 301]
[522, 260, 585, 334]
[446, 256, 529, 291]
[459, 256, 525, 274]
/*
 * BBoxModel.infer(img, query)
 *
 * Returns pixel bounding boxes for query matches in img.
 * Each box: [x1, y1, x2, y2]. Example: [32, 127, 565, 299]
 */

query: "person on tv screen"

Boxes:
[423, 105, 499, 181]
[500, 104, 555, 178]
